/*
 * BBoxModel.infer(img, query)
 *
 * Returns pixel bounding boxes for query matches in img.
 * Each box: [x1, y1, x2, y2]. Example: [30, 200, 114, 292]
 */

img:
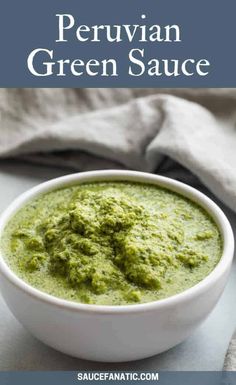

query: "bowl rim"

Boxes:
[0, 170, 234, 315]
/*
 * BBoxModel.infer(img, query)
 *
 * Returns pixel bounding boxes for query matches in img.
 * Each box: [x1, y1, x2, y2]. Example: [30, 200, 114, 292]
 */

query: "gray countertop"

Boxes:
[0, 161, 235, 371]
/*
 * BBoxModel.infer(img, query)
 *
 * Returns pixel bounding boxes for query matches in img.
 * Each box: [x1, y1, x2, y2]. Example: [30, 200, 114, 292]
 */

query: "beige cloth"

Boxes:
[224, 331, 236, 371]
[1, 88, 236, 211]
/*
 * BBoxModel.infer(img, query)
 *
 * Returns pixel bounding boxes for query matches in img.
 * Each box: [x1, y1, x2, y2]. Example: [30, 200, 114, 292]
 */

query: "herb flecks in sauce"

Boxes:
[2, 182, 222, 305]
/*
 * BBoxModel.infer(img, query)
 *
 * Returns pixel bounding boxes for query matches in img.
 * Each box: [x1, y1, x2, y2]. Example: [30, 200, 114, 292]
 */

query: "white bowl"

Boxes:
[0, 170, 234, 362]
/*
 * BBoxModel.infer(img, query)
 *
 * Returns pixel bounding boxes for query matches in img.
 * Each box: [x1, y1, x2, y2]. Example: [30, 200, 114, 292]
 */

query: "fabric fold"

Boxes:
[1, 88, 236, 213]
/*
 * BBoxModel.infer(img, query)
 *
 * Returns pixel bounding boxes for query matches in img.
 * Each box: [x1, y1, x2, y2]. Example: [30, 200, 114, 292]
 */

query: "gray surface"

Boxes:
[0, 161, 235, 371]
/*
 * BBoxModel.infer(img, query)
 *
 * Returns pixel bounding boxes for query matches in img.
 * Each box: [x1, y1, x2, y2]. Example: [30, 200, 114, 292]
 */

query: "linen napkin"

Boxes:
[1, 88, 236, 212]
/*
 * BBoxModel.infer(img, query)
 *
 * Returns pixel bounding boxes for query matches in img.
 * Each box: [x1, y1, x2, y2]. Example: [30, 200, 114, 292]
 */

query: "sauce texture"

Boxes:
[2, 182, 222, 305]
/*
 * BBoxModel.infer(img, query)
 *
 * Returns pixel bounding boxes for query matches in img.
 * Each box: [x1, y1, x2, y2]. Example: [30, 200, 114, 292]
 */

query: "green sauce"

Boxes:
[1, 182, 222, 305]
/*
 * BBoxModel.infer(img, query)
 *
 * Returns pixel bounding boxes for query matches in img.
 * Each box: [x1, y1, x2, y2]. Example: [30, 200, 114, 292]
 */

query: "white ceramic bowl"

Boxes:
[0, 170, 234, 362]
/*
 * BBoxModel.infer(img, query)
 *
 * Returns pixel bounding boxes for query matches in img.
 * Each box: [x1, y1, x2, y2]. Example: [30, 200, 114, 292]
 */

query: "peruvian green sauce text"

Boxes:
[2, 182, 222, 305]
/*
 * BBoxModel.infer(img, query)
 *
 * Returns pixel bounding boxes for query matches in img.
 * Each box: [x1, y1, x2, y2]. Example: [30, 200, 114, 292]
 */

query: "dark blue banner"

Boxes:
[0, 371, 235, 385]
[0, 0, 236, 87]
